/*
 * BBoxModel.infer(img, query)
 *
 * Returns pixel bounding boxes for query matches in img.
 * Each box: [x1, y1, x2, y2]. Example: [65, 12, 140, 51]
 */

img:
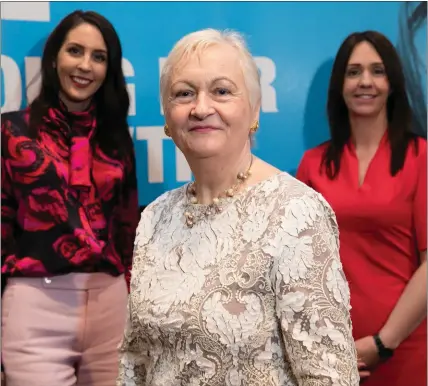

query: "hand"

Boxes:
[358, 360, 371, 383]
[355, 336, 380, 369]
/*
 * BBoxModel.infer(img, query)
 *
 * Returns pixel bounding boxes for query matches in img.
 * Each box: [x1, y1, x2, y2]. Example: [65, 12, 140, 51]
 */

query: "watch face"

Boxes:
[380, 349, 394, 359]
[374, 335, 394, 360]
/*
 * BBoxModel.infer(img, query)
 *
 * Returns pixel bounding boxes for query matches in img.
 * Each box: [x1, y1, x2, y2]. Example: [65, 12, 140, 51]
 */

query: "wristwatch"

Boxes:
[373, 334, 394, 360]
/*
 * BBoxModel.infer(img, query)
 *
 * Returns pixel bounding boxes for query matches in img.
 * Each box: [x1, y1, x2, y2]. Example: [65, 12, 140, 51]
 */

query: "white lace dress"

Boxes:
[117, 172, 359, 386]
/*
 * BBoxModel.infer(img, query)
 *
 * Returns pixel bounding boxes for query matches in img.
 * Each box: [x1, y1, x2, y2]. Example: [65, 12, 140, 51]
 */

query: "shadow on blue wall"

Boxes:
[289, 58, 334, 177]
[24, 37, 48, 106]
[302, 58, 334, 152]
[397, 1, 427, 137]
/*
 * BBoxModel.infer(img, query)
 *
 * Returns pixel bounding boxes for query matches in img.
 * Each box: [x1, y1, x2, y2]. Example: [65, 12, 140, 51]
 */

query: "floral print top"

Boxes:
[117, 172, 359, 386]
[1, 102, 139, 288]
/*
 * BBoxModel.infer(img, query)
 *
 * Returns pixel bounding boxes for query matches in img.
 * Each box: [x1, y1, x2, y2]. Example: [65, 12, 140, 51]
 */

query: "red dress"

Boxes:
[296, 133, 427, 386]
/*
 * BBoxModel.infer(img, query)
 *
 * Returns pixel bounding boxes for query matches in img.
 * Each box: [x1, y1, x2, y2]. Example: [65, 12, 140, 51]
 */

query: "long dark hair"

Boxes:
[29, 10, 131, 159]
[322, 30, 419, 179]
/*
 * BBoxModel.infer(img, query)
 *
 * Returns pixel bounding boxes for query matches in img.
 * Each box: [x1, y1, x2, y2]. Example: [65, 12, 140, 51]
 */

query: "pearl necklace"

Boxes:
[184, 157, 254, 228]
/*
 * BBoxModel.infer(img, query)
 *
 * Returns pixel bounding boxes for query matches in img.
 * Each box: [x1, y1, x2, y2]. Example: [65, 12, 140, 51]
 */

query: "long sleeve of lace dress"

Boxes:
[271, 192, 360, 386]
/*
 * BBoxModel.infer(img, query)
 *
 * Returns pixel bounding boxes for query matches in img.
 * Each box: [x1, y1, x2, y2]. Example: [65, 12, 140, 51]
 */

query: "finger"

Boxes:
[359, 370, 371, 378]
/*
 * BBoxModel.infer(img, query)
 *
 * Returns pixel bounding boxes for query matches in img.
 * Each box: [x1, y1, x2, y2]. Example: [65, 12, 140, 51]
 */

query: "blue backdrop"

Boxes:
[1, 1, 426, 206]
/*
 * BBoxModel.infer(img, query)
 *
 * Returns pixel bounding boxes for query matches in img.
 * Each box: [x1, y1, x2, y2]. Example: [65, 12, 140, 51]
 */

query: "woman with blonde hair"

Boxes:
[118, 29, 359, 386]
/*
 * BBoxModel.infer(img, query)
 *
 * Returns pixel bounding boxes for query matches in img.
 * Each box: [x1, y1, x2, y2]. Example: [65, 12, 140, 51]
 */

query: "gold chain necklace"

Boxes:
[184, 156, 254, 228]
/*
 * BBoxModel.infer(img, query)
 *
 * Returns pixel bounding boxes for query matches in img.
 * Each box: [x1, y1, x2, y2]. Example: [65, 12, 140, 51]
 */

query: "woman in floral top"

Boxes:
[1, 10, 139, 386]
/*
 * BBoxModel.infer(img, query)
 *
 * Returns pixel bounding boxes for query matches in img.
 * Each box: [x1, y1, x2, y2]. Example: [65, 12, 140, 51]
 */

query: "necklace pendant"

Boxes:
[185, 212, 194, 220]
[184, 210, 195, 227]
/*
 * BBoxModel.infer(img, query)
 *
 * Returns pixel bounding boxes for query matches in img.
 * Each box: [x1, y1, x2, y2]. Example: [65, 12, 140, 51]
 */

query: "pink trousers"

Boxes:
[1, 273, 128, 386]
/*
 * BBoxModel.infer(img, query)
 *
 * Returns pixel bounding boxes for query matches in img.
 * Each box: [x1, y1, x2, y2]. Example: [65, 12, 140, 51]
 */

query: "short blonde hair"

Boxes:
[160, 28, 261, 111]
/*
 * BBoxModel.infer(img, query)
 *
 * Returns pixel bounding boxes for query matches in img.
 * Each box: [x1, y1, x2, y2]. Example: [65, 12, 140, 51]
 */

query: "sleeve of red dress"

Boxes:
[116, 141, 140, 292]
[413, 142, 427, 252]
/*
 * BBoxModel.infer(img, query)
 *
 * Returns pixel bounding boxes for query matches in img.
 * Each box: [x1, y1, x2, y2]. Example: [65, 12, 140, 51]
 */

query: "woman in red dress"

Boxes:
[297, 31, 426, 386]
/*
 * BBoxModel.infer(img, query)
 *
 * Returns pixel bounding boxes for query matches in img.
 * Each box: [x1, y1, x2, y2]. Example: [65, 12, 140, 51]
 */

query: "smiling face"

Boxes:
[342, 41, 390, 118]
[164, 43, 259, 160]
[56, 22, 108, 111]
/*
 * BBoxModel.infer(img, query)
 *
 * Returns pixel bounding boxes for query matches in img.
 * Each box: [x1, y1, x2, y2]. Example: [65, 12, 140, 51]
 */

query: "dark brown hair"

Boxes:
[322, 30, 419, 179]
[29, 10, 131, 159]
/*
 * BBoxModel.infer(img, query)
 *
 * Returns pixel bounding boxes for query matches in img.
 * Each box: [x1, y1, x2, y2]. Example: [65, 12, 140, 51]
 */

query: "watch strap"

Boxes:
[373, 334, 394, 360]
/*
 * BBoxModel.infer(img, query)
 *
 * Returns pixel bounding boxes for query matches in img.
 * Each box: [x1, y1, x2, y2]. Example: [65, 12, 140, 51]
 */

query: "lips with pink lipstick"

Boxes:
[189, 126, 219, 133]
[70, 75, 93, 89]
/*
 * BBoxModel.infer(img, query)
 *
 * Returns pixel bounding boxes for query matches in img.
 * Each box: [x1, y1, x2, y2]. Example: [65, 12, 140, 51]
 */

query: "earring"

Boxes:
[250, 121, 259, 134]
[164, 124, 171, 137]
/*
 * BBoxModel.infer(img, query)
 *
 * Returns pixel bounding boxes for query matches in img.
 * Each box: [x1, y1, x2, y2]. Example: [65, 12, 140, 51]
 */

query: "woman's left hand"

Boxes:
[358, 360, 371, 382]
[355, 336, 380, 369]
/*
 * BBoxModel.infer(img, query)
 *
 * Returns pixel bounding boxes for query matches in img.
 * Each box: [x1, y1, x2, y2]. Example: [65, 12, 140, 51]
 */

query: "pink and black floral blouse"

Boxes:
[1, 102, 139, 290]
